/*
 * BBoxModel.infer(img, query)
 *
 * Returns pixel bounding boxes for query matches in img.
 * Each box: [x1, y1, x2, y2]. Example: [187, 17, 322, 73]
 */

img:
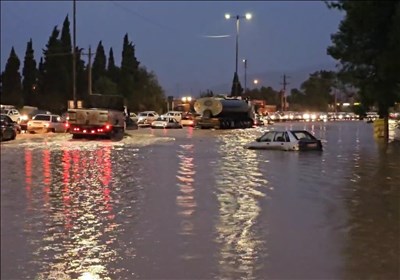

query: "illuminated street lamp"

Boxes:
[253, 79, 259, 86]
[225, 12, 252, 96]
[243, 59, 247, 94]
[181, 96, 192, 103]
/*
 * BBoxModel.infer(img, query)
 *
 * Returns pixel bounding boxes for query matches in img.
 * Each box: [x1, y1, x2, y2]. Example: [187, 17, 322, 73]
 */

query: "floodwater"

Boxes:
[1, 122, 399, 280]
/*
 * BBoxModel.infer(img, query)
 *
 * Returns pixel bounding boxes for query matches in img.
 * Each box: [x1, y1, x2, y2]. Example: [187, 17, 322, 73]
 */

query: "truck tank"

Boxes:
[194, 97, 255, 129]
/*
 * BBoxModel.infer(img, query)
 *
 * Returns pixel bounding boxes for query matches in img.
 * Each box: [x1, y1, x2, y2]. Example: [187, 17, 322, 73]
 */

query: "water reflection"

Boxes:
[341, 142, 400, 279]
[24, 145, 118, 280]
[213, 131, 269, 280]
[176, 144, 196, 236]
[25, 149, 33, 211]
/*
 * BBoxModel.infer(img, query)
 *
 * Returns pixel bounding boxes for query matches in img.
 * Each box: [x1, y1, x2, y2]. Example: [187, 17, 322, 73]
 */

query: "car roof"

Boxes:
[263, 129, 310, 133]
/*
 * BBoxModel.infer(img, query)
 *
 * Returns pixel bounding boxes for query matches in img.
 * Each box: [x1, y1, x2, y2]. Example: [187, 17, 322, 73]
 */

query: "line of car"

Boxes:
[135, 111, 197, 129]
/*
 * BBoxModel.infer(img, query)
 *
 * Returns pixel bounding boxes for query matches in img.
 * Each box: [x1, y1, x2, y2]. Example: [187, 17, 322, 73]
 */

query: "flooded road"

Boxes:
[1, 122, 399, 280]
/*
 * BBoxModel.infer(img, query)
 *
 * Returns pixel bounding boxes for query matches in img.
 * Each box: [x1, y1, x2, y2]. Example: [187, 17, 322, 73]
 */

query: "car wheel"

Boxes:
[11, 131, 16, 140]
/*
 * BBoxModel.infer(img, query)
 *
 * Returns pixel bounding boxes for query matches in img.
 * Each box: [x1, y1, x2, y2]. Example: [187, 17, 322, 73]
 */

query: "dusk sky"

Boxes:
[1, 1, 344, 97]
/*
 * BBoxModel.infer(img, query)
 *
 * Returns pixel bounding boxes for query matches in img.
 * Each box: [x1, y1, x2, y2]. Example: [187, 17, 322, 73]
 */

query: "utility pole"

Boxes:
[82, 46, 95, 96]
[72, 0, 77, 108]
[334, 77, 338, 113]
[280, 74, 290, 111]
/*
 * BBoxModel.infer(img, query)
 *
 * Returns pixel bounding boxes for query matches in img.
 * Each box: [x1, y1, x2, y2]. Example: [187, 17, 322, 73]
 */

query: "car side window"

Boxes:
[259, 132, 274, 142]
[274, 132, 286, 142]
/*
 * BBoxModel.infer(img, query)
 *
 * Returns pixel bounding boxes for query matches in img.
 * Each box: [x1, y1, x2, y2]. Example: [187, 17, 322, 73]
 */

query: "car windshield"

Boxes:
[291, 131, 316, 140]
[33, 115, 51, 121]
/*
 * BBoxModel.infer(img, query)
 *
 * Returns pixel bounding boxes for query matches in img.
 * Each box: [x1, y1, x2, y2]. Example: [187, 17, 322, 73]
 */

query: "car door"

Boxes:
[272, 131, 288, 150]
[51, 115, 62, 132]
[252, 131, 275, 149]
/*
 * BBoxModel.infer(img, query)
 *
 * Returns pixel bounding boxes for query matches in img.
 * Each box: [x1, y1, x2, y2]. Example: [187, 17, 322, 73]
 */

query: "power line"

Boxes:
[108, 1, 178, 34]
[108, 1, 231, 41]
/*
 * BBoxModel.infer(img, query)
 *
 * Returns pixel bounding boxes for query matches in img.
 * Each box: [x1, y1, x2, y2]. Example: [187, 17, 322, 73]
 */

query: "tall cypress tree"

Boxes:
[107, 47, 119, 86]
[22, 39, 37, 106]
[36, 57, 45, 101]
[75, 46, 87, 101]
[92, 40, 106, 88]
[1, 47, 22, 106]
[120, 33, 140, 104]
[60, 15, 72, 101]
[121, 33, 140, 76]
[42, 26, 64, 111]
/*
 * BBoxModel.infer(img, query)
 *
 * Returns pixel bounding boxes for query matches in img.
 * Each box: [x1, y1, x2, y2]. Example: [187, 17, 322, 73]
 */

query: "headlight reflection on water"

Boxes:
[213, 131, 269, 279]
[176, 144, 196, 236]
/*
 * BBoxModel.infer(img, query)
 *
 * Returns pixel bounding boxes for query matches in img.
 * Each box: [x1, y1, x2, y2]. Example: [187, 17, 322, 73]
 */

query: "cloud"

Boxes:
[200, 35, 231, 38]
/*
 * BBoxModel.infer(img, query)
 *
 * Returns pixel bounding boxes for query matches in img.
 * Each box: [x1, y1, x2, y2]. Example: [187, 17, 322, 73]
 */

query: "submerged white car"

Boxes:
[244, 129, 323, 151]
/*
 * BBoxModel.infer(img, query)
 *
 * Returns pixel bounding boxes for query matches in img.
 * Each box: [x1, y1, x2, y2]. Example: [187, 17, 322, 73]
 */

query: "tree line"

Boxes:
[0, 15, 166, 114]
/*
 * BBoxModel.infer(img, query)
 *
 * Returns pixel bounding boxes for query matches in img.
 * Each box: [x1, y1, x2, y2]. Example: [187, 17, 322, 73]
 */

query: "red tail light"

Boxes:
[105, 124, 111, 130]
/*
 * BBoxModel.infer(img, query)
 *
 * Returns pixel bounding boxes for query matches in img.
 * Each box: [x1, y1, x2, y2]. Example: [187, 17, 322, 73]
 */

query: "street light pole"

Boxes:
[225, 13, 252, 97]
[243, 59, 247, 94]
[72, 0, 77, 108]
[235, 16, 239, 76]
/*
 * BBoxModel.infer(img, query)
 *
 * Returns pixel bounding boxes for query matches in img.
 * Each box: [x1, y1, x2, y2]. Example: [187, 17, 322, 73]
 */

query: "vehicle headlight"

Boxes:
[20, 115, 28, 121]
[303, 113, 310, 119]
[311, 114, 317, 120]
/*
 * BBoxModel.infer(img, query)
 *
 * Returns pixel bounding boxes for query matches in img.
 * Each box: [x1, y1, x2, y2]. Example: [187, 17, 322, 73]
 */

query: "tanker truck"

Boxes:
[194, 97, 255, 129]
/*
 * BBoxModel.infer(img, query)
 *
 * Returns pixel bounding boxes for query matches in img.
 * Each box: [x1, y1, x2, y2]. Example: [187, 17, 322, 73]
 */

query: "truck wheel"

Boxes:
[72, 134, 82, 139]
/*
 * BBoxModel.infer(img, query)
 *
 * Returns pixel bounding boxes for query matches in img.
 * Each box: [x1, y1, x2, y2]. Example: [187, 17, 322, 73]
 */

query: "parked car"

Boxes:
[129, 112, 138, 122]
[27, 114, 68, 133]
[181, 114, 195, 127]
[244, 129, 323, 151]
[151, 117, 183, 129]
[0, 115, 17, 141]
[20, 110, 52, 131]
[0, 108, 21, 123]
[137, 111, 159, 127]
[161, 111, 183, 122]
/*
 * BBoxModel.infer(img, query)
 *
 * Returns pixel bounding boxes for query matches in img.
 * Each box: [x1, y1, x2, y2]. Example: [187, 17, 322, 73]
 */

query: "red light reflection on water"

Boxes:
[61, 145, 113, 230]
[102, 146, 113, 217]
[62, 149, 72, 229]
[43, 150, 51, 206]
[186, 126, 194, 139]
[24, 149, 33, 210]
